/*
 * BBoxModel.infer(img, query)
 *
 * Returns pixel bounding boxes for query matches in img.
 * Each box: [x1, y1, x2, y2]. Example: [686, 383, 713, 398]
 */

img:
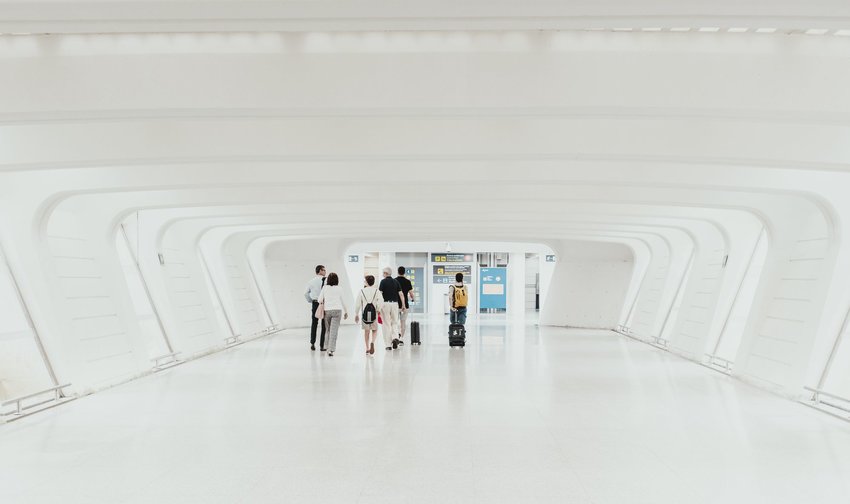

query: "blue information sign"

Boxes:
[479, 267, 507, 310]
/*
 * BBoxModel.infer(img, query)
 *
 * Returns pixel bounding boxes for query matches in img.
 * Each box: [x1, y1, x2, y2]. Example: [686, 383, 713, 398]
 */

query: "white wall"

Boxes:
[113, 228, 170, 359]
[623, 234, 676, 336]
[263, 238, 355, 329]
[507, 252, 526, 316]
[3, 28, 850, 402]
[0, 248, 53, 400]
[541, 241, 635, 329]
[713, 230, 768, 361]
[735, 208, 836, 395]
[205, 232, 270, 337]
[42, 207, 151, 394]
[156, 223, 228, 353]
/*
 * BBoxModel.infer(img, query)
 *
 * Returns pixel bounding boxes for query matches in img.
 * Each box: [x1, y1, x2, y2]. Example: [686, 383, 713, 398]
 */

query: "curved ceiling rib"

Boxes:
[1, 1, 850, 34]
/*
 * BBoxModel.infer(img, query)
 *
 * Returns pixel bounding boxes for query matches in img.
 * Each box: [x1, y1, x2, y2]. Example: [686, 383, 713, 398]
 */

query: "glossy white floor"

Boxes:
[2, 316, 850, 504]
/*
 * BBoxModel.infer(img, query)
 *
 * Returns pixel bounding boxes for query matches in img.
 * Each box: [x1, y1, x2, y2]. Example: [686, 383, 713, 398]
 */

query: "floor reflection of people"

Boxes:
[447, 321, 468, 419]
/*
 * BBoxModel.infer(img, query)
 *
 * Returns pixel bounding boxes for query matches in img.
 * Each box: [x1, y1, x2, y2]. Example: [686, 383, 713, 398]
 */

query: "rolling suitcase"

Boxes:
[448, 323, 466, 348]
[410, 321, 421, 345]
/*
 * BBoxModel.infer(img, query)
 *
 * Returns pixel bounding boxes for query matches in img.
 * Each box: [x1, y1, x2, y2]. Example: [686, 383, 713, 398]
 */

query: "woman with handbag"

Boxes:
[316, 272, 349, 357]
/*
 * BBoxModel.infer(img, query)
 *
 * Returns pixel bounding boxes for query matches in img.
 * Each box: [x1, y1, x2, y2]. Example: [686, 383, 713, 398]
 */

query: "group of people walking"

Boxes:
[305, 264, 415, 356]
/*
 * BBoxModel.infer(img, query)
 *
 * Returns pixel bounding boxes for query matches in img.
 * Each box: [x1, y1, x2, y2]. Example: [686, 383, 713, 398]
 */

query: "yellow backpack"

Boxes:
[453, 285, 468, 308]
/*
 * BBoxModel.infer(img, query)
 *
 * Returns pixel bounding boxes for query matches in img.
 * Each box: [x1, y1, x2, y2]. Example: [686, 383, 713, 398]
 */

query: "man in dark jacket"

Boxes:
[395, 266, 414, 345]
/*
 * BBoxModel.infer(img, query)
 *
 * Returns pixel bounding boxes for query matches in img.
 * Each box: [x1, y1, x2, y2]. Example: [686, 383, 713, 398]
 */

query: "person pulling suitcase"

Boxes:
[448, 272, 468, 347]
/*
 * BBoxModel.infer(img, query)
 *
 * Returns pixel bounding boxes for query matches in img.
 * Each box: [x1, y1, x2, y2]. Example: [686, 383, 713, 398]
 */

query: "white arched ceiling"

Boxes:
[0, 167, 840, 395]
[2, 22, 850, 406]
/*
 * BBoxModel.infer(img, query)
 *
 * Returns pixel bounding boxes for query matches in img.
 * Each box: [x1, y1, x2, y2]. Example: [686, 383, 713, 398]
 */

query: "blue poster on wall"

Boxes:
[479, 267, 507, 310]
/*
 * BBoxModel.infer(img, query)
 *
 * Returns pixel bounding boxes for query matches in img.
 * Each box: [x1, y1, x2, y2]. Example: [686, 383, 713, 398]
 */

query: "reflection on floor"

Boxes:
[2, 316, 850, 504]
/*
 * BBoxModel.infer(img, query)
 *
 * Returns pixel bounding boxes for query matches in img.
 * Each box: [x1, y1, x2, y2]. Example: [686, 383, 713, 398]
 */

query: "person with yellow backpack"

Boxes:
[449, 272, 469, 325]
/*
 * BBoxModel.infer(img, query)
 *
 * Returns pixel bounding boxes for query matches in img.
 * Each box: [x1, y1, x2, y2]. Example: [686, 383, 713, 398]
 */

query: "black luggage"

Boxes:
[448, 324, 466, 348]
[410, 321, 421, 345]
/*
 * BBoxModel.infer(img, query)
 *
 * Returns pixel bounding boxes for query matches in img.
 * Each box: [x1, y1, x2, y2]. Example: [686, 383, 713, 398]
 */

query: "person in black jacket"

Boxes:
[378, 267, 403, 350]
[395, 266, 414, 345]
[303, 264, 327, 350]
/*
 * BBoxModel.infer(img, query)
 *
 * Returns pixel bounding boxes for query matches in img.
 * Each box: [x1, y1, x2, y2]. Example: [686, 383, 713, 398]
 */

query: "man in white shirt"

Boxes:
[304, 264, 327, 351]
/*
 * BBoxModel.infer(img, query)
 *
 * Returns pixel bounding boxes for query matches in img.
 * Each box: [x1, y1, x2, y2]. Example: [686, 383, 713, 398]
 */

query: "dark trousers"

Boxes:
[311, 301, 326, 348]
[450, 307, 468, 325]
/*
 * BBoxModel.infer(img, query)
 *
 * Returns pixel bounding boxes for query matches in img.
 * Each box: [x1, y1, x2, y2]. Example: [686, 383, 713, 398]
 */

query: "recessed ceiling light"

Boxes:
[756, 27, 777, 34]
[613, 28, 633, 32]
[728, 27, 749, 33]
[836, 29, 850, 36]
[641, 27, 663, 32]
[805, 28, 829, 35]
[670, 27, 691, 32]
[699, 27, 720, 32]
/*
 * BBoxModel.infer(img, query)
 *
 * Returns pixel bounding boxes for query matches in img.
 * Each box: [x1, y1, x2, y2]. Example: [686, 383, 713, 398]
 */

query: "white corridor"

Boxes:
[2, 318, 849, 504]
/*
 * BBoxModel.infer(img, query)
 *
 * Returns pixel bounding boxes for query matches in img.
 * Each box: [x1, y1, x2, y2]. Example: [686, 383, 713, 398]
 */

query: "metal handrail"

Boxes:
[620, 329, 668, 348]
[705, 353, 734, 372]
[226, 324, 281, 346]
[804, 387, 850, 417]
[1, 323, 286, 421]
[150, 352, 181, 369]
[1, 384, 72, 416]
[262, 324, 281, 334]
[804, 386, 850, 405]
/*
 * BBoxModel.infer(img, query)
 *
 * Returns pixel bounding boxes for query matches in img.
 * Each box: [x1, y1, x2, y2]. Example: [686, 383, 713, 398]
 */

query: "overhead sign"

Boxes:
[431, 253, 474, 263]
[347, 255, 360, 263]
[432, 264, 473, 284]
[479, 267, 507, 310]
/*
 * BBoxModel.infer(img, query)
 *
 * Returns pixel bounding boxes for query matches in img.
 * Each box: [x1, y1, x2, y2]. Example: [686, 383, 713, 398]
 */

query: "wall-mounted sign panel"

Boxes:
[405, 267, 425, 314]
[432, 264, 473, 284]
[431, 253, 474, 263]
[545, 255, 556, 263]
[479, 267, 507, 310]
[348, 255, 360, 263]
